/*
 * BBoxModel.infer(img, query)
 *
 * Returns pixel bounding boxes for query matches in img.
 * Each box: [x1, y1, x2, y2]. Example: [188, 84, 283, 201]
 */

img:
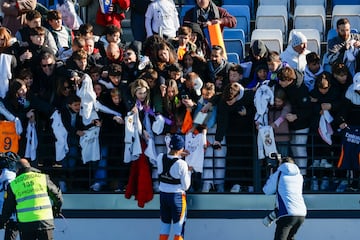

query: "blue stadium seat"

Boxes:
[183, 0, 195, 4]
[251, 29, 283, 53]
[223, 0, 255, 19]
[256, 5, 288, 42]
[222, 5, 251, 41]
[180, 5, 195, 24]
[224, 39, 245, 60]
[332, 0, 360, 9]
[258, 0, 290, 12]
[327, 29, 337, 42]
[331, 5, 360, 31]
[223, 29, 246, 44]
[227, 52, 240, 64]
[295, 0, 326, 9]
[322, 52, 332, 73]
[294, 5, 326, 41]
[41, 0, 59, 9]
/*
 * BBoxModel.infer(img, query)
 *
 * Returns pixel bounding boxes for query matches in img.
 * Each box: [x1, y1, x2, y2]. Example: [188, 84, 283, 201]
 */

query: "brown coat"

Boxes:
[1, 0, 36, 35]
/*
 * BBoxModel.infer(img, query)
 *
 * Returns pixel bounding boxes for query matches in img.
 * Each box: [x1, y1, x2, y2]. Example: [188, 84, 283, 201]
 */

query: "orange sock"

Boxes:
[174, 235, 183, 240]
[159, 234, 169, 240]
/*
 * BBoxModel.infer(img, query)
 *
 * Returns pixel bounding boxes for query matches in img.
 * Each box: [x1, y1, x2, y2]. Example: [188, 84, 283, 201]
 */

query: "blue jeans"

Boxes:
[94, 145, 108, 186]
[62, 146, 79, 172]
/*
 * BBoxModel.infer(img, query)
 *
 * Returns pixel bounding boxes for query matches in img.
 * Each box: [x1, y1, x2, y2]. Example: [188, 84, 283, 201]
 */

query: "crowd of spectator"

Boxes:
[0, 0, 359, 195]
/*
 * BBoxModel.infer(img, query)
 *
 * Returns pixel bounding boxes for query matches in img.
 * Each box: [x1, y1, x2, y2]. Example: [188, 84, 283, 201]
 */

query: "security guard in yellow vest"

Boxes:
[0, 159, 63, 240]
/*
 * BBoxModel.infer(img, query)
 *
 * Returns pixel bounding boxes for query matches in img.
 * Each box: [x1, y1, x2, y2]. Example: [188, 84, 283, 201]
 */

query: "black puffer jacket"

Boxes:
[277, 70, 312, 130]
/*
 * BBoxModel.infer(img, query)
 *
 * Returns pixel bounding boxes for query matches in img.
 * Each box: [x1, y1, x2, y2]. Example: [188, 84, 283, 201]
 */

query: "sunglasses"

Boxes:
[41, 63, 54, 68]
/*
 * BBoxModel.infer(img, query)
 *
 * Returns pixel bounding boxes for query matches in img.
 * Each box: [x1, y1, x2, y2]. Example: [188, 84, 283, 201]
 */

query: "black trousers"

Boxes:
[20, 229, 54, 240]
[274, 216, 305, 240]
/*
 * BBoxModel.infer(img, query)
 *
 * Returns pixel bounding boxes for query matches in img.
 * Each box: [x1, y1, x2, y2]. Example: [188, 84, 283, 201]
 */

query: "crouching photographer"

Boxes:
[262, 156, 307, 240]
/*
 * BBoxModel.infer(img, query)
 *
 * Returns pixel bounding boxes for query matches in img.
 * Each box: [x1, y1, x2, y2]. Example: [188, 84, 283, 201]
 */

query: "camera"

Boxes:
[262, 210, 277, 227]
[181, 94, 189, 99]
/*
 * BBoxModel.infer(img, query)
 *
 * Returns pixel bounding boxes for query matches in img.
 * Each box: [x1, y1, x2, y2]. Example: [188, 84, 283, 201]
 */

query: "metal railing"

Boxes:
[33, 127, 352, 194]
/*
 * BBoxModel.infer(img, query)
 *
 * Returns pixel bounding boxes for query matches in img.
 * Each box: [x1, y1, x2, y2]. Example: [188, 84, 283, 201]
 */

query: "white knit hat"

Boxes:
[291, 31, 307, 47]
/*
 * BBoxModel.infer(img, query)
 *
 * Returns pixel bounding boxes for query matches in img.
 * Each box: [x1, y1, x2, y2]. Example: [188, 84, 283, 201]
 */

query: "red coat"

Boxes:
[125, 141, 154, 208]
[96, 0, 130, 28]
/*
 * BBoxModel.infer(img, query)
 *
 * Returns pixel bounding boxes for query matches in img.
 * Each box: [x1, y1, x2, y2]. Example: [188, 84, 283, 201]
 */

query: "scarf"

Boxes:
[194, 1, 220, 25]
[209, 59, 226, 82]
[345, 84, 360, 105]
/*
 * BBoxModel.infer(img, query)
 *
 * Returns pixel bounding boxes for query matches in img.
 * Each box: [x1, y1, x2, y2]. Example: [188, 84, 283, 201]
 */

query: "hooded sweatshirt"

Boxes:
[263, 162, 307, 218]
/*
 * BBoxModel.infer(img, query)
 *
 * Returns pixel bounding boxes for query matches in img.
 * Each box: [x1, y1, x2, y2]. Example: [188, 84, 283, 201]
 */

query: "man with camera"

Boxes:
[262, 156, 307, 240]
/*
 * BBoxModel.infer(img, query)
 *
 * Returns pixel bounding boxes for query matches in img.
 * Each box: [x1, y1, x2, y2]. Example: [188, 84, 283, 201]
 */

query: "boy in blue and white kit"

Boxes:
[156, 134, 192, 240]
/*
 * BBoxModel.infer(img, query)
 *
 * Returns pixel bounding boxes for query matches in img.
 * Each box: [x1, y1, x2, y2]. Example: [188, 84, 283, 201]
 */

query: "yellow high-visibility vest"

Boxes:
[10, 172, 53, 223]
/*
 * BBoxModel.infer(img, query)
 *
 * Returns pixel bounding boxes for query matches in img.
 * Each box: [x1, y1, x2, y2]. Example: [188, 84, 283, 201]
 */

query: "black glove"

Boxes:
[0, 219, 5, 230]
[5, 220, 18, 231]
[52, 206, 61, 218]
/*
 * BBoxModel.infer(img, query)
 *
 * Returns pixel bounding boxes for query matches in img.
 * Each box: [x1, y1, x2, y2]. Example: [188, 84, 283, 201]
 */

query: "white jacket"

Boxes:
[280, 46, 310, 73]
[145, 0, 180, 38]
[263, 162, 307, 218]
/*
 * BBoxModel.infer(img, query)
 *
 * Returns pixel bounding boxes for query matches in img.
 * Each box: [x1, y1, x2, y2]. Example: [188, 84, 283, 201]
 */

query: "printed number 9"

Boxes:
[4, 137, 12, 150]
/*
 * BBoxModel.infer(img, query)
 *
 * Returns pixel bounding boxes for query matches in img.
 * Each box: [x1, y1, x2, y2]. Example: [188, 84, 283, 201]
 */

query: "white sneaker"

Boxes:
[310, 159, 320, 168]
[59, 181, 67, 193]
[230, 184, 241, 193]
[320, 159, 333, 168]
[90, 183, 101, 192]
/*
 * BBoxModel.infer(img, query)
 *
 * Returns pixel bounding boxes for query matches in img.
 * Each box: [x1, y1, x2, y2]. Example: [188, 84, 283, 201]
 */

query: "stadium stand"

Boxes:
[255, 5, 288, 42]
